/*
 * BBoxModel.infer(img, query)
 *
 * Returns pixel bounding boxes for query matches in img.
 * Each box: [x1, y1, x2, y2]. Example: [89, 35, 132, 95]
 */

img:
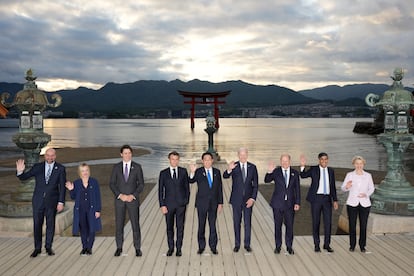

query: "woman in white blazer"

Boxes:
[341, 156, 375, 253]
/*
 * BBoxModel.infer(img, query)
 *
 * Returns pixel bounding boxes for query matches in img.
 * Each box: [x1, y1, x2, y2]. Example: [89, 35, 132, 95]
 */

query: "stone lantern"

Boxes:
[365, 68, 414, 216]
[0, 69, 62, 217]
[204, 113, 220, 160]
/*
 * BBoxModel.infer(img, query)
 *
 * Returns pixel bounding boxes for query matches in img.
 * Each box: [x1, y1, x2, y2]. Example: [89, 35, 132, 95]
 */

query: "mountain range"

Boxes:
[1, 79, 412, 113]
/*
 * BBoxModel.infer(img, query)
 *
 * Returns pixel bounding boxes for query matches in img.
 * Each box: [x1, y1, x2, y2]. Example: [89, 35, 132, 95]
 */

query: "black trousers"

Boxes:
[33, 200, 57, 250]
[197, 201, 218, 250]
[347, 204, 371, 249]
[165, 205, 186, 250]
[311, 195, 332, 247]
[273, 206, 295, 248]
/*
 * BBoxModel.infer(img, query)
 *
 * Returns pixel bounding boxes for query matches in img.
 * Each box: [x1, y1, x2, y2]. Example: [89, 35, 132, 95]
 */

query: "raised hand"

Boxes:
[299, 154, 307, 167]
[16, 159, 25, 173]
[267, 161, 276, 173]
[345, 180, 352, 190]
[189, 163, 197, 174]
[227, 161, 237, 172]
[65, 181, 74, 191]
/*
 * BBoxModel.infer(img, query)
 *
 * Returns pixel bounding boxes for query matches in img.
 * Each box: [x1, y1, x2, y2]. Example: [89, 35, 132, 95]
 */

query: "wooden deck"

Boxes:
[1, 162, 414, 276]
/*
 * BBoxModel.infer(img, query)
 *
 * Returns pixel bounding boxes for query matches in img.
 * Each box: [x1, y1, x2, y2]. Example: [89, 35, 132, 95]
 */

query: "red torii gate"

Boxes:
[178, 90, 231, 129]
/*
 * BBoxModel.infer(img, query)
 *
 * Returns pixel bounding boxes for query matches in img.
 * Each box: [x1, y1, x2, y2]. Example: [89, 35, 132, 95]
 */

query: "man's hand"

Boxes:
[160, 206, 168, 215]
[294, 204, 300, 211]
[217, 204, 223, 213]
[227, 161, 237, 172]
[189, 163, 197, 174]
[299, 154, 306, 167]
[333, 201, 339, 210]
[56, 203, 64, 212]
[246, 198, 255, 208]
[95, 212, 101, 218]
[16, 159, 25, 173]
[267, 161, 276, 173]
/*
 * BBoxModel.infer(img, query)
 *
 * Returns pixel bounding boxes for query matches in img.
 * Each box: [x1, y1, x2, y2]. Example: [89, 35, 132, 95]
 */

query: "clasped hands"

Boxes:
[118, 193, 135, 202]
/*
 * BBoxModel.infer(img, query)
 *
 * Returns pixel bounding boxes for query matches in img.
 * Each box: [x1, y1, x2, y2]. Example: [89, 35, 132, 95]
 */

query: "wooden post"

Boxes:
[190, 97, 195, 129]
[214, 97, 220, 128]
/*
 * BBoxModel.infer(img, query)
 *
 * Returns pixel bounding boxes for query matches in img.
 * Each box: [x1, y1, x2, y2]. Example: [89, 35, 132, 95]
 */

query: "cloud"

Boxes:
[0, 0, 413, 91]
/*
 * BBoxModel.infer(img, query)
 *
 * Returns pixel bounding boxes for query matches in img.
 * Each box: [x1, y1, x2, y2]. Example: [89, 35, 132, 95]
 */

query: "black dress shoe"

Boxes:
[176, 250, 182, 257]
[46, 248, 55, 256]
[233, 247, 240, 252]
[197, 248, 204, 254]
[244, 246, 252, 252]
[86, 249, 92, 255]
[166, 249, 173, 256]
[30, 249, 41, 258]
[114, 248, 122, 257]
[349, 247, 355, 252]
[287, 247, 294, 255]
[136, 249, 142, 257]
[314, 246, 321, 252]
[211, 248, 218, 255]
[274, 247, 281, 254]
[323, 246, 334, 253]
[360, 247, 366, 253]
[80, 249, 87, 255]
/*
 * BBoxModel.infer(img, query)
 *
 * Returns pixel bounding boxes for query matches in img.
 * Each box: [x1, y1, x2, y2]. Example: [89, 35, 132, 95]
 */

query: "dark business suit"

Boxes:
[18, 162, 66, 251]
[300, 166, 337, 247]
[70, 177, 102, 250]
[223, 161, 258, 248]
[158, 166, 190, 251]
[264, 167, 300, 249]
[189, 167, 223, 251]
[110, 161, 144, 250]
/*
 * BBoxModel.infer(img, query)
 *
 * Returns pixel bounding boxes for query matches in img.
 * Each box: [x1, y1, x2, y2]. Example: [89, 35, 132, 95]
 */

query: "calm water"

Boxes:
[1, 118, 390, 179]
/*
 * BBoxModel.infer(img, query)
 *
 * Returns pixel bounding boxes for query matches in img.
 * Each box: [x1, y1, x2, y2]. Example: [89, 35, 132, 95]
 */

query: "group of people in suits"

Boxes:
[16, 145, 375, 258]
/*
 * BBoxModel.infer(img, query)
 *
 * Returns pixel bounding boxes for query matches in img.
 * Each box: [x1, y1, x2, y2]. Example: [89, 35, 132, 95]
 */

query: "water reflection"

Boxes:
[1, 118, 393, 179]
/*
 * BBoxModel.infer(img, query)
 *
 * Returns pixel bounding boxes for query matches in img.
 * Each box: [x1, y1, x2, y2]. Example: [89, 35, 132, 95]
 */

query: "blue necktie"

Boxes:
[323, 168, 327, 194]
[207, 170, 213, 189]
[241, 164, 246, 182]
[173, 168, 177, 179]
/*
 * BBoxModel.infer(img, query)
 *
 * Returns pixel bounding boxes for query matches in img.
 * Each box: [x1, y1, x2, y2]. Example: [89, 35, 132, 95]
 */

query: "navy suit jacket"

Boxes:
[158, 166, 190, 208]
[18, 161, 66, 209]
[70, 177, 102, 234]
[300, 166, 337, 203]
[223, 161, 258, 206]
[110, 161, 144, 202]
[189, 167, 223, 210]
[264, 167, 301, 209]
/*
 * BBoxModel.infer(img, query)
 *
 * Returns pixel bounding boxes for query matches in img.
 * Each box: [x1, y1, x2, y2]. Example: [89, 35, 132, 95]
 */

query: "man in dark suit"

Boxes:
[300, 152, 338, 253]
[223, 148, 258, 253]
[16, 148, 66, 258]
[158, 151, 190, 257]
[264, 153, 300, 255]
[110, 145, 145, 257]
[189, 152, 223, 255]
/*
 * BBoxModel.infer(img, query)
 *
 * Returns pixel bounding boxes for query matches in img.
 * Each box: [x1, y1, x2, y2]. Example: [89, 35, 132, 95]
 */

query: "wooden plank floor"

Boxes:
[1, 162, 414, 275]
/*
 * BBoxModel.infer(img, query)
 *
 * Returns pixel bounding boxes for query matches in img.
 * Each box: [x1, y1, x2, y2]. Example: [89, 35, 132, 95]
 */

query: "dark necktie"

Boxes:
[173, 168, 177, 179]
[207, 170, 213, 188]
[124, 163, 129, 182]
[241, 163, 246, 182]
[284, 170, 288, 187]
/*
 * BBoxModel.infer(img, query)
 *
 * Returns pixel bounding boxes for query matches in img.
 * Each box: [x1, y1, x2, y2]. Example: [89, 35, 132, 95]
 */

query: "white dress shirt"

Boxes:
[317, 166, 330, 195]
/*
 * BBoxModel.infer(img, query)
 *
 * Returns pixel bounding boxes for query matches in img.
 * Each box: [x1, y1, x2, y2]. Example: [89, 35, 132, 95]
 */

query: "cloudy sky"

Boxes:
[0, 0, 413, 91]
